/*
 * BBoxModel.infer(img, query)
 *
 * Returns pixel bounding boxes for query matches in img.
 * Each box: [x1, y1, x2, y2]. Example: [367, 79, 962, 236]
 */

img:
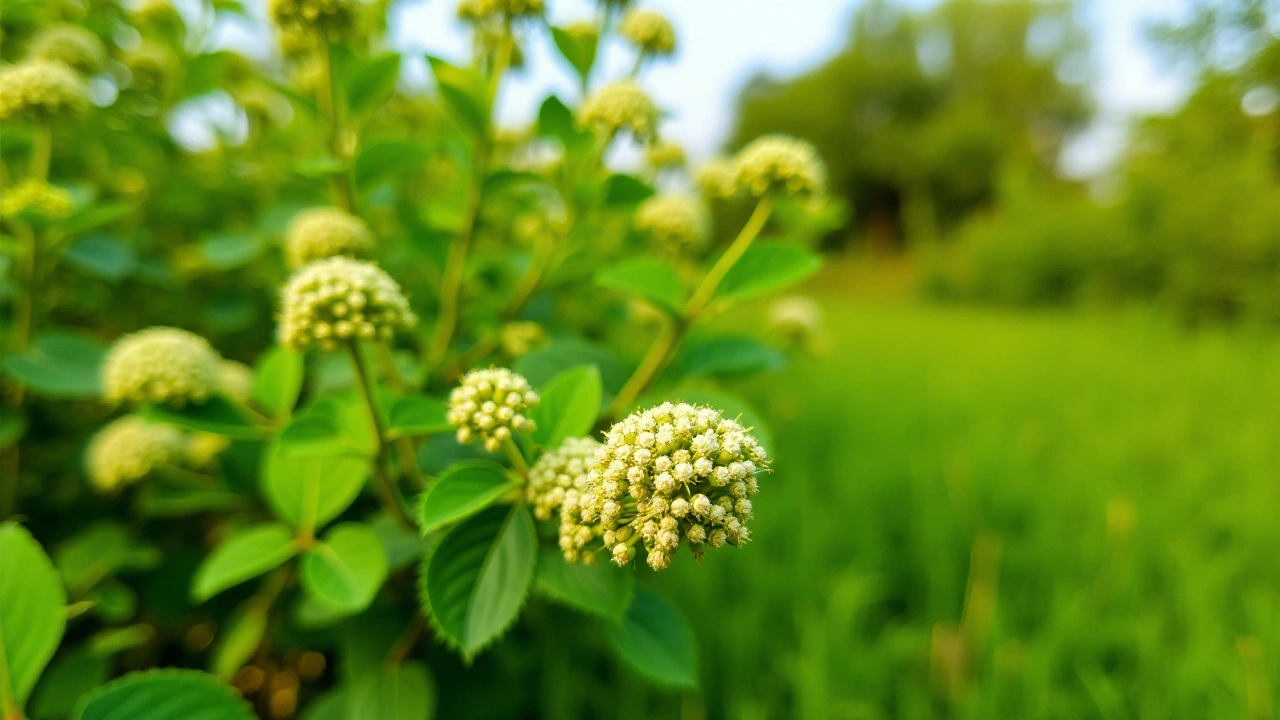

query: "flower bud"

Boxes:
[278, 258, 416, 351]
[578, 81, 658, 139]
[447, 367, 539, 452]
[734, 135, 827, 198]
[620, 9, 676, 57]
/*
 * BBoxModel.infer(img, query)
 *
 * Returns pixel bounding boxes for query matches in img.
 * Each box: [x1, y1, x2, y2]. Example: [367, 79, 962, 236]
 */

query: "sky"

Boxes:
[211, 0, 1196, 176]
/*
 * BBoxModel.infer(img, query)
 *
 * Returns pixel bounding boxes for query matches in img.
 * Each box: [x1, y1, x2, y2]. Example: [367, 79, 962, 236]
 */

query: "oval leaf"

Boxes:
[141, 396, 267, 440]
[386, 395, 451, 439]
[596, 257, 685, 315]
[535, 548, 633, 620]
[713, 241, 822, 303]
[530, 365, 602, 448]
[0, 523, 66, 711]
[0, 332, 105, 398]
[300, 523, 388, 613]
[263, 417, 371, 531]
[75, 669, 255, 720]
[63, 234, 136, 281]
[347, 661, 436, 720]
[252, 345, 304, 418]
[191, 523, 297, 602]
[423, 504, 536, 660]
[607, 587, 699, 689]
[417, 461, 517, 533]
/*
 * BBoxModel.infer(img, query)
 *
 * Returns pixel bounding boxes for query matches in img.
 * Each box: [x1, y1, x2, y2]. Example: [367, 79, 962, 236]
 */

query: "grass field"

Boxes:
[653, 278, 1280, 720]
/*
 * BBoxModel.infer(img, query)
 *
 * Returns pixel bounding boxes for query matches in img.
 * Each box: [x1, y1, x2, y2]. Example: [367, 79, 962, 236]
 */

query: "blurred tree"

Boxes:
[728, 0, 1092, 252]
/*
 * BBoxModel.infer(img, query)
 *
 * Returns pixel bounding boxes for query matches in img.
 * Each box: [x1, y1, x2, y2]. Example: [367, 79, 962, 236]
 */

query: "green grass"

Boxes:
[660, 294, 1280, 720]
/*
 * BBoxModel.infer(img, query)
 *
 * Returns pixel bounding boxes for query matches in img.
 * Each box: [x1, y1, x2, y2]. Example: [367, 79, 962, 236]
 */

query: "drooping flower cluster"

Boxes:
[102, 327, 222, 407]
[645, 140, 685, 170]
[578, 81, 658, 139]
[560, 402, 768, 570]
[695, 158, 739, 199]
[620, 9, 676, 57]
[447, 368, 539, 452]
[277, 257, 417, 351]
[0, 60, 89, 121]
[85, 416, 185, 492]
[268, 0, 359, 41]
[283, 207, 374, 268]
[528, 437, 600, 521]
[634, 195, 703, 251]
[734, 135, 827, 197]
[0, 180, 73, 220]
[27, 25, 108, 75]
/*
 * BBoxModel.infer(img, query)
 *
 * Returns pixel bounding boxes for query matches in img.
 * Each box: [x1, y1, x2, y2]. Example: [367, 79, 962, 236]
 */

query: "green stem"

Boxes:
[502, 437, 529, 475]
[685, 195, 774, 316]
[319, 42, 356, 213]
[607, 317, 682, 418]
[347, 342, 414, 529]
[30, 123, 52, 182]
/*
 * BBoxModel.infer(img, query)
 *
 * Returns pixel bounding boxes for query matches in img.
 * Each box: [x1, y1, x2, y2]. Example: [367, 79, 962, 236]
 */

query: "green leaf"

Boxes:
[423, 505, 536, 660]
[180, 51, 231, 98]
[29, 649, 109, 720]
[300, 523, 388, 614]
[86, 625, 153, 657]
[0, 332, 105, 397]
[347, 53, 401, 116]
[63, 234, 135, 281]
[355, 141, 430, 189]
[386, 395, 450, 439]
[347, 662, 436, 720]
[536, 95, 590, 151]
[209, 600, 267, 680]
[671, 335, 783, 379]
[252, 346, 304, 418]
[535, 548, 633, 620]
[426, 56, 487, 136]
[141, 396, 266, 440]
[713, 241, 822, 303]
[550, 26, 598, 81]
[199, 233, 263, 271]
[0, 410, 26, 449]
[596, 257, 686, 315]
[74, 669, 255, 720]
[263, 416, 371, 530]
[417, 461, 517, 533]
[606, 587, 699, 689]
[59, 203, 132, 236]
[530, 365, 601, 448]
[55, 522, 160, 594]
[190, 523, 297, 602]
[603, 174, 655, 206]
[0, 523, 66, 713]
[140, 485, 247, 517]
[515, 338, 628, 396]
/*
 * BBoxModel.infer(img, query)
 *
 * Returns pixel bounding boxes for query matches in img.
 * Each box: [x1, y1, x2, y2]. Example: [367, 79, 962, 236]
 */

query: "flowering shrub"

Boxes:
[0, 0, 832, 715]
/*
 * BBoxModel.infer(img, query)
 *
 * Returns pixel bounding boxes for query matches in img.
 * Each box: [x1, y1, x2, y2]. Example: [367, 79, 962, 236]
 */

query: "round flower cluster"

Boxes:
[645, 140, 685, 170]
[0, 60, 89, 121]
[620, 9, 676, 57]
[695, 158, 739, 199]
[278, 258, 416, 351]
[456, 0, 543, 21]
[528, 437, 599, 521]
[85, 416, 185, 492]
[578, 81, 658, 139]
[0, 180, 73, 220]
[734, 135, 827, 197]
[102, 327, 222, 407]
[559, 402, 768, 570]
[564, 20, 599, 45]
[499, 321, 545, 358]
[634, 195, 703, 251]
[28, 25, 107, 75]
[219, 360, 255, 403]
[447, 368, 539, 452]
[124, 42, 179, 96]
[132, 0, 184, 27]
[283, 207, 374, 268]
[268, 0, 359, 41]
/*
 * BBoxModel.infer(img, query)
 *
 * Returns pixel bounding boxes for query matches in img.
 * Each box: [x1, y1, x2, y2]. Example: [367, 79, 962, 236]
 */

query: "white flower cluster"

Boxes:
[734, 135, 827, 198]
[447, 368, 539, 452]
[85, 416, 185, 492]
[277, 257, 417, 351]
[578, 81, 658, 139]
[283, 207, 374, 269]
[559, 402, 767, 570]
[634, 195, 704, 252]
[528, 437, 599, 521]
[102, 327, 223, 407]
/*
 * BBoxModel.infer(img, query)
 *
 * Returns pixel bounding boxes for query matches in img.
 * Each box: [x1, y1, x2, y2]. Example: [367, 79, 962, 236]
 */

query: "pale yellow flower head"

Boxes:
[734, 135, 827, 197]
[645, 140, 685, 170]
[103, 327, 223, 407]
[530, 437, 600, 521]
[559, 402, 768, 569]
[278, 257, 417, 351]
[85, 416, 185, 492]
[123, 42, 180, 96]
[695, 158, 739, 199]
[578, 81, 658, 138]
[283, 207, 374, 269]
[1, 180, 73, 220]
[28, 25, 107, 75]
[447, 367, 539, 453]
[269, 0, 359, 40]
[218, 360, 255, 403]
[456, 0, 544, 21]
[634, 195, 704, 251]
[565, 20, 599, 44]
[620, 9, 676, 57]
[499, 321, 545, 358]
[0, 60, 89, 121]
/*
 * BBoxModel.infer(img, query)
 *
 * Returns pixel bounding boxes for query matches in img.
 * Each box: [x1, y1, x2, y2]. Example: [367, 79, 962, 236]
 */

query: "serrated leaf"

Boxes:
[607, 587, 699, 689]
[0, 332, 105, 397]
[423, 504, 536, 660]
[386, 395, 450, 439]
[252, 345, 304, 418]
[417, 461, 516, 533]
[347, 662, 435, 720]
[535, 549, 633, 620]
[530, 365, 601, 448]
[713, 241, 822, 303]
[142, 396, 267, 440]
[0, 523, 66, 712]
[300, 523, 387, 614]
[596, 257, 685, 315]
[63, 234, 135, 281]
[74, 669, 255, 720]
[191, 523, 297, 602]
